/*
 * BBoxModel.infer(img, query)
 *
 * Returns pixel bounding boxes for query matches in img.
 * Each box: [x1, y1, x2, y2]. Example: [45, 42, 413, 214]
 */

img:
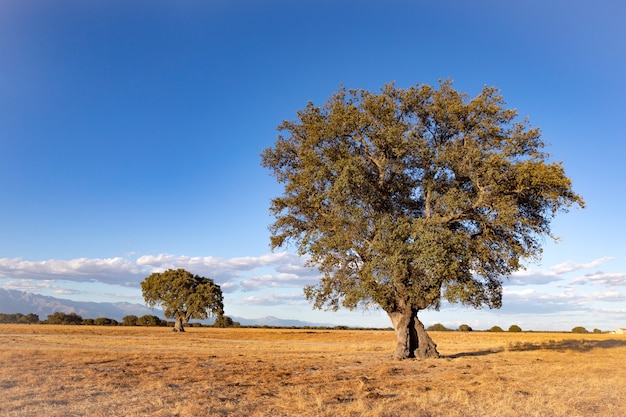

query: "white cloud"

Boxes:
[499, 289, 582, 314]
[550, 257, 614, 275]
[584, 291, 625, 302]
[2, 253, 624, 330]
[0, 252, 314, 290]
[219, 281, 242, 293]
[240, 272, 318, 292]
[498, 285, 626, 316]
[0, 257, 142, 284]
[135, 252, 304, 272]
[221, 252, 302, 270]
[571, 272, 626, 287]
[506, 269, 561, 286]
[1, 278, 72, 294]
[504, 257, 618, 286]
[136, 254, 222, 271]
[275, 262, 319, 277]
[239, 293, 306, 306]
[134, 252, 315, 290]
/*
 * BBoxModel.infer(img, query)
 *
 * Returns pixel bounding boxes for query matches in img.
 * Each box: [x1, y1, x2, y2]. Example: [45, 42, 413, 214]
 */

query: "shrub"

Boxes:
[46, 312, 83, 325]
[572, 326, 589, 334]
[0, 313, 40, 324]
[137, 315, 163, 326]
[20, 313, 40, 324]
[94, 317, 118, 326]
[458, 324, 473, 332]
[593, 328, 602, 334]
[213, 315, 241, 328]
[508, 324, 522, 332]
[122, 315, 138, 326]
[487, 326, 504, 332]
[427, 323, 449, 331]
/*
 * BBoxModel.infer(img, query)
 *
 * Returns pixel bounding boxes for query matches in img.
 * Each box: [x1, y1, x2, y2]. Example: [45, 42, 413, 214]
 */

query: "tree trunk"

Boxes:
[388, 309, 439, 360]
[414, 315, 439, 359]
[173, 316, 185, 332]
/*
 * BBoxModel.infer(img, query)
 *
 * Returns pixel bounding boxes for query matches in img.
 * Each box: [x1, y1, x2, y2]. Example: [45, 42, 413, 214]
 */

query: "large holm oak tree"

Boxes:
[262, 80, 584, 360]
[141, 268, 224, 332]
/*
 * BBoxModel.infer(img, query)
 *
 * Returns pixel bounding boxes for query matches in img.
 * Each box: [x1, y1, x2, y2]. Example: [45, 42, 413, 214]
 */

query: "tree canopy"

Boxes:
[0, 313, 40, 324]
[141, 268, 224, 332]
[262, 80, 583, 359]
[45, 312, 83, 325]
[572, 326, 589, 334]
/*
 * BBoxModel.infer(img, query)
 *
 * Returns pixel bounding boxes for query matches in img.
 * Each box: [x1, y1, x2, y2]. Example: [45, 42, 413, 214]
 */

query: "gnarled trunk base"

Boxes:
[173, 317, 185, 332]
[388, 309, 439, 360]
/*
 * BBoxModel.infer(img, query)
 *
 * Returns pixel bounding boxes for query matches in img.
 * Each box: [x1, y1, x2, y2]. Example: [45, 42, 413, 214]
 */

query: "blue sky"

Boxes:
[1, 1, 625, 331]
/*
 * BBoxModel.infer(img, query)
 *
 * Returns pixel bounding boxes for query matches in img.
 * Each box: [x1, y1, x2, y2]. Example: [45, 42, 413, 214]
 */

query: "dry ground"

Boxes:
[1, 325, 625, 416]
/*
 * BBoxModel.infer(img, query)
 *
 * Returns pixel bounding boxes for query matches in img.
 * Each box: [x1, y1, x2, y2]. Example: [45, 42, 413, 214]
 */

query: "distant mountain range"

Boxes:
[0, 288, 162, 320]
[0, 289, 333, 327]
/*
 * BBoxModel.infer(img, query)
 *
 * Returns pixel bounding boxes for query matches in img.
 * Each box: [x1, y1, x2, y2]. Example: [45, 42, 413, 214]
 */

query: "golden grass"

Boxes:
[1, 325, 625, 416]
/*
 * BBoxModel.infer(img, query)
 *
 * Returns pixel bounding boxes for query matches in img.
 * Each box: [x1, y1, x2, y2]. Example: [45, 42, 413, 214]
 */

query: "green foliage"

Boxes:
[0, 313, 40, 324]
[572, 326, 589, 334]
[593, 328, 602, 334]
[46, 312, 83, 325]
[213, 315, 240, 328]
[262, 80, 584, 322]
[94, 317, 118, 326]
[122, 315, 138, 326]
[508, 324, 522, 332]
[458, 324, 473, 332]
[136, 315, 163, 326]
[427, 323, 449, 331]
[82, 318, 95, 325]
[487, 326, 504, 332]
[141, 268, 224, 331]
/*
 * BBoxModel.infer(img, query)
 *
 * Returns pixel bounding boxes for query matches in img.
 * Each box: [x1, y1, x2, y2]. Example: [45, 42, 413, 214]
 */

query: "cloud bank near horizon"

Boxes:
[1, 253, 624, 329]
[0, 254, 623, 313]
[0, 254, 621, 287]
[0, 252, 319, 291]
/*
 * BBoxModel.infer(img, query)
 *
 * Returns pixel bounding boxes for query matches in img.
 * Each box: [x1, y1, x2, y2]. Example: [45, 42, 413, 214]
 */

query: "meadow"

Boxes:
[1, 324, 625, 416]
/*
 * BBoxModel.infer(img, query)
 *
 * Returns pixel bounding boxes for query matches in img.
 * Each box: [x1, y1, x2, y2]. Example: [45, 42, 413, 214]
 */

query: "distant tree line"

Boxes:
[426, 324, 523, 332]
[572, 326, 603, 334]
[426, 323, 608, 333]
[0, 313, 609, 333]
[0, 311, 242, 327]
[0, 313, 41, 324]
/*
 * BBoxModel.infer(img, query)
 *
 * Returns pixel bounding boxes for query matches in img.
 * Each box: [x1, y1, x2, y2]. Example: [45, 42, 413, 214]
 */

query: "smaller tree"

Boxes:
[141, 269, 224, 332]
[46, 312, 83, 325]
[0, 313, 39, 324]
[487, 326, 504, 332]
[458, 324, 473, 332]
[94, 317, 118, 326]
[572, 326, 589, 334]
[136, 315, 162, 327]
[122, 315, 138, 326]
[593, 328, 602, 334]
[427, 323, 449, 332]
[20, 313, 40, 324]
[0, 313, 14, 323]
[508, 324, 522, 332]
[213, 315, 240, 328]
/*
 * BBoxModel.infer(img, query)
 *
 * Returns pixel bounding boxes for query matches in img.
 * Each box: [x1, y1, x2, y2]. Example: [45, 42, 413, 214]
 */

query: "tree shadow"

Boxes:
[507, 338, 626, 353]
[444, 339, 626, 358]
[444, 348, 504, 358]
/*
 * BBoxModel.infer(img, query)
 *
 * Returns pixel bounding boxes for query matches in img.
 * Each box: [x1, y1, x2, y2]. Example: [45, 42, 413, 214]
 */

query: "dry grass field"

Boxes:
[1, 324, 625, 416]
